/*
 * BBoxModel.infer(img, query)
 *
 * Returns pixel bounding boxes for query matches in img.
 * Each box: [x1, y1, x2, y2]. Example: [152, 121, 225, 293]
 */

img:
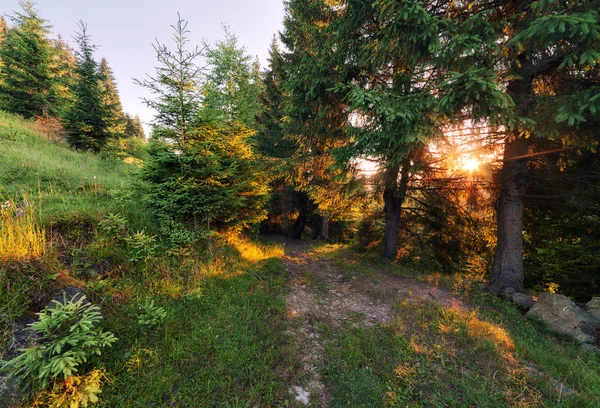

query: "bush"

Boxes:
[4, 294, 117, 392]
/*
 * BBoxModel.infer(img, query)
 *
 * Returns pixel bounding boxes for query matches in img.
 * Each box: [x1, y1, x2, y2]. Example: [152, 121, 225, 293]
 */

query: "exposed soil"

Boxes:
[280, 238, 465, 406]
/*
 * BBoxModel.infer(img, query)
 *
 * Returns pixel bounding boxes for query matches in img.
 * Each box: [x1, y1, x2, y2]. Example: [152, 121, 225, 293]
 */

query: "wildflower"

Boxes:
[1, 201, 10, 209]
[16, 210, 23, 217]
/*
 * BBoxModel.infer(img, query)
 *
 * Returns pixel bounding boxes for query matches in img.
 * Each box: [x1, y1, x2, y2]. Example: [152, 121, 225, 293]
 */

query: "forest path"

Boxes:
[277, 237, 466, 407]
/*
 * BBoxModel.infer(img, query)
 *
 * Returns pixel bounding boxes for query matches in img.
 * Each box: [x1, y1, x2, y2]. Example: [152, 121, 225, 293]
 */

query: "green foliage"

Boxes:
[138, 16, 270, 242]
[97, 213, 127, 240]
[4, 294, 117, 392]
[124, 113, 145, 139]
[64, 22, 119, 152]
[125, 230, 157, 263]
[202, 27, 264, 128]
[0, 1, 63, 118]
[98, 58, 126, 137]
[136, 300, 167, 330]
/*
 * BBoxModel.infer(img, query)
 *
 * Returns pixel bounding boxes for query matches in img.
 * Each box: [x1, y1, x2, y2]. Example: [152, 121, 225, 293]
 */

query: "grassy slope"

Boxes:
[0, 112, 300, 406]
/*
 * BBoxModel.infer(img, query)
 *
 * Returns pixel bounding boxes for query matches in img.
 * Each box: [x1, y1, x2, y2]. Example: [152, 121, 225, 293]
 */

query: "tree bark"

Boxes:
[491, 53, 533, 294]
[318, 213, 329, 241]
[382, 161, 410, 260]
[491, 136, 529, 293]
[291, 213, 306, 239]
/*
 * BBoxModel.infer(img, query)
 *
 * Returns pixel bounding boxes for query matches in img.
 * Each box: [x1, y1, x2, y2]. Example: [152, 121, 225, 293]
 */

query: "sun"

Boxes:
[463, 157, 480, 172]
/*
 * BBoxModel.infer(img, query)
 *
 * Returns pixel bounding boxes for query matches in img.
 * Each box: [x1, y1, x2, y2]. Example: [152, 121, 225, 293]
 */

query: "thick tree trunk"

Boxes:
[318, 214, 329, 241]
[291, 213, 306, 239]
[491, 54, 533, 294]
[382, 161, 410, 260]
[491, 136, 529, 294]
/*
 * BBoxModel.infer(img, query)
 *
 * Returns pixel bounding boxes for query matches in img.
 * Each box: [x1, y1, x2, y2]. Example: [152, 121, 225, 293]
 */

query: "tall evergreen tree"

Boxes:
[64, 22, 117, 152]
[202, 27, 263, 128]
[0, 16, 8, 44]
[490, 0, 600, 294]
[329, 0, 511, 258]
[125, 113, 146, 139]
[99, 57, 125, 136]
[52, 34, 77, 116]
[0, 1, 60, 117]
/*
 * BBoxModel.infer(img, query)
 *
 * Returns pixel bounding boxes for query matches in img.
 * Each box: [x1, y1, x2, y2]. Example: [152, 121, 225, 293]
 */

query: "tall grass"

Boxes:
[0, 194, 46, 261]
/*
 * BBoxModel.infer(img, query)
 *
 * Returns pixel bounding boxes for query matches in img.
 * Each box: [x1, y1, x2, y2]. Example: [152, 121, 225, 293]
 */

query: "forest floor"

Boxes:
[275, 237, 600, 407]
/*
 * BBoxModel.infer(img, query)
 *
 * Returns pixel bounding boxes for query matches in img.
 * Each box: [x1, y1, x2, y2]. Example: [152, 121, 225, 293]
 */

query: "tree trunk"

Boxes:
[291, 214, 306, 239]
[318, 214, 329, 241]
[382, 161, 410, 260]
[491, 136, 529, 294]
[491, 54, 533, 294]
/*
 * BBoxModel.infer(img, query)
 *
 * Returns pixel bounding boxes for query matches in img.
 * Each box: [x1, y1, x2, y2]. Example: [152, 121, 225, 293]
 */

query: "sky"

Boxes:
[2, 0, 286, 131]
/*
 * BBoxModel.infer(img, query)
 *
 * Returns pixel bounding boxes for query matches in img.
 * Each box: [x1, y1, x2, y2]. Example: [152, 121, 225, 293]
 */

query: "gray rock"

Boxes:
[477, 283, 489, 292]
[527, 293, 600, 344]
[49, 287, 88, 308]
[587, 297, 600, 320]
[512, 293, 535, 310]
[581, 343, 600, 354]
[500, 287, 516, 301]
[0, 375, 24, 407]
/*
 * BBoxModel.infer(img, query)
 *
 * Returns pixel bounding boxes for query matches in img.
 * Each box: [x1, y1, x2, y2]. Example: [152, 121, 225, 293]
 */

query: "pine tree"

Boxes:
[64, 22, 116, 152]
[125, 113, 146, 139]
[137, 15, 269, 243]
[0, 1, 61, 117]
[52, 34, 77, 116]
[328, 0, 511, 258]
[202, 27, 264, 128]
[99, 57, 125, 136]
[489, 0, 600, 294]
[0, 16, 8, 44]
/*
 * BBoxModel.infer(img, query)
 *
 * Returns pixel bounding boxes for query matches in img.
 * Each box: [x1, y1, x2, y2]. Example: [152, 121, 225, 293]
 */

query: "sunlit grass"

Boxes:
[0, 194, 46, 262]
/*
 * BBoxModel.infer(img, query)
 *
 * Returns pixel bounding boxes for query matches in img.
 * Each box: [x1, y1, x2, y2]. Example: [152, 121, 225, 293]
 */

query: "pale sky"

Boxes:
[2, 0, 286, 130]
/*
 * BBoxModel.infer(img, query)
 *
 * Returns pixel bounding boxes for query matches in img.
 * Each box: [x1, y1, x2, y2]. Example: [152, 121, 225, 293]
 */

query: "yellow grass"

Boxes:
[0, 194, 46, 262]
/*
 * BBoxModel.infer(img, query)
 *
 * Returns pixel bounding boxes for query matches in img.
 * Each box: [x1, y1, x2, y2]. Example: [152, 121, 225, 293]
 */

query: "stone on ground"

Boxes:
[527, 293, 600, 344]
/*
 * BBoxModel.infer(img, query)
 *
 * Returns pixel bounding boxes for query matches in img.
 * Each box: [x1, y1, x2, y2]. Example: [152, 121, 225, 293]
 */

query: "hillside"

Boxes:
[1, 112, 599, 407]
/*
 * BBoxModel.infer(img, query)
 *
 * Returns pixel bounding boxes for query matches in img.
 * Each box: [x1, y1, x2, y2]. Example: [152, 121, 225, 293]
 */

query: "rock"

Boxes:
[587, 297, 600, 320]
[512, 293, 535, 310]
[581, 343, 600, 354]
[292, 386, 310, 405]
[49, 287, 88, 308]
[527, 293, 600, 344]
[477, 283, 489, 292]
[500, 287, 516, 301]
[0, 375, 24, 407]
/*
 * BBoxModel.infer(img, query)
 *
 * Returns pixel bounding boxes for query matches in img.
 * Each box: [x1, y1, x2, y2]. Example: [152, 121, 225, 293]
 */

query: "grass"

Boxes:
[315, 245, 600, 407]
[0, 194, 46, 262]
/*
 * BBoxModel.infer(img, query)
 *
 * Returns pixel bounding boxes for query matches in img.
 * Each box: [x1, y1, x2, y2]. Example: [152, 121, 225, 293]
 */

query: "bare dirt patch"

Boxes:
[280, 238, 465, 406]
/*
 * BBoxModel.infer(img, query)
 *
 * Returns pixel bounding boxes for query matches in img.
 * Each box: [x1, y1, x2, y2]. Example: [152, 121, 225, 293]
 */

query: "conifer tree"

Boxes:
[125, 113, 146, 139]
[99, 57, 125, 136]
[137, 16, 269, 243]
[0, 16, 8, 44]
[64, 22, 116, 152]
[489, 0, 600, 294]
[0, 1, 60, 117]
[52, 34, 77, 116]
[202, 27, 263, 128]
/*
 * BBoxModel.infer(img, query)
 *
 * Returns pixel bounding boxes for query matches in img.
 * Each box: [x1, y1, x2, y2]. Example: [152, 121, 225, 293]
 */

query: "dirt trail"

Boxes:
[280, 238, 465, 407]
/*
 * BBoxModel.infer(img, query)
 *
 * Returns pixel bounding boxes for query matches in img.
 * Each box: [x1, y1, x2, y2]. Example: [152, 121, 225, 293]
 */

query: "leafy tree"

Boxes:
[99, 57, 126, 136]
[490, 0, 600, 294]
[137, 15, 270, 243]
[0, 1, 61, 117]
[202, 26, 263, 128]
[125, 113, 146, 139]
[64, 22, 118, 152]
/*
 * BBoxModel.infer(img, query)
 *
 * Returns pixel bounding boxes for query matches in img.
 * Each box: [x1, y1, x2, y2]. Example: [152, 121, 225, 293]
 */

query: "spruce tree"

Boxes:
[0, 1, 60, 117]
[137, 15, 269, 243]
[99, 57, 125, 136]
[489, 0, 600, 294]
[0, 16, 8, 44]
[64, 22, 116, 152]
[52, 34, 77, 117]
[125, 113, 146, 139]
[202, 27, 263, 128]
